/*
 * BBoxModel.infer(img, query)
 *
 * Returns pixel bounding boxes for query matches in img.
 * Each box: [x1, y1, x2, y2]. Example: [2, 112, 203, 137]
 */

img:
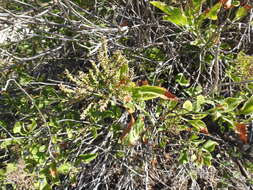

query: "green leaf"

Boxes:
[57, 162, 72, 174]
[190, 134, 200, 141]
[0, 120, 7, 128]
[192, 0, 206, 12]
[183, 100, 193, 111]
[220, 117, 234, 129]
[197, 95, 205, 105]
[202, 140, 218, 152]
[231, 0, 240, 7]
[150, 1, 175, 15]
[79, 153, 98, 163]
[66, 128, 73, 139]
[39, 145, 46, 152]
[150, 1, 188, 26]
[192, 113, 208, 120]
[164, 99, 178, 110]
[188, 119, 206, 130]
[163, 14, 188, 26]
[13, 122, 22, 134]
[119, 63, 129, 81]
[0, 168, 5, 176]
[205, 2, 222, 20]
[132, 85, 177, 101]
[222, 97, 243, 112]
[184, 85, 202, 96]
[192, 139, 205, 146]
[124, 102, 135, 113]
[27, 119, 37, 132]
[175, 73, 190, 86]
[38, 179, 51, 190]
[195, 95, 206, 111]
[121, 115, 145, 145]
[19, 73, 33, 85]
[179, 151, 188, 164]
[203, 153, 212, 166]
[6, 163, 16, 173]
[233, 6, 249, 22]
[240, 95, 253, 115]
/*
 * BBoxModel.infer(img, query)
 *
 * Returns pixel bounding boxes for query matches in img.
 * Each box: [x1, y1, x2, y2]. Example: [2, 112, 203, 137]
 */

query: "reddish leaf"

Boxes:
[151, 158, 158, 169]
[119, 20, 129, 27]
[244, 4, 252, 10]
[50, 168, 58, 178]
[120, 114, 135, 141]
[164, 90, 179, 101]
[123, 95, 132, 103]
[116, 79, 127, 87]
[137, 80, 149, 86]
[236, 123, 248, 144]
[204, 8, 211, 15]
[216, 104, 225, 111]
[199, 127, 209, 134]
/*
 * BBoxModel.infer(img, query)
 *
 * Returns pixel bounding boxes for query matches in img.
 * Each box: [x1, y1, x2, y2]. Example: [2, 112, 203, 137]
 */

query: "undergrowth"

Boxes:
[0, 0, 253, 189]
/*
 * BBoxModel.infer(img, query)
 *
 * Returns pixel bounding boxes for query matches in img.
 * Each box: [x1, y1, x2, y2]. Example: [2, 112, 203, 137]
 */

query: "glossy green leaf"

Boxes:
[58, 162, 72, 174]
[150, 1, 188, 26]
[195, 95, 206, 111]
[132, 85, 177, 101]
[240, 95, 253, 115]
[183, 100, 193, 111]
[188, 119, 206, 130]
[202, 140, 218, 152]
[39, 145, 46, 152]
[192, 0, 206, 12]
[124, 102, 135, 113]
[192, 113, 208, 120]
[223, 97, 243, 112]
[233, 6, 249, 21]
[205, 2, 222, 20]
[190, 134, 200, 140]
[119, 63, 129, 81]
[231, 0, 240, 7]
[192, 139, 205, 146]
[150, 1, 174, 15]
[66, 128, 73, 139]
[179, 151, 188, 164]
[203, 153, 212, 166]
[163, 14, 188, 26]
[197, 95, 205, 105]
[79, 153, 98, 163]
[221, 117, 234, 129]
[13, 122, 22, 134]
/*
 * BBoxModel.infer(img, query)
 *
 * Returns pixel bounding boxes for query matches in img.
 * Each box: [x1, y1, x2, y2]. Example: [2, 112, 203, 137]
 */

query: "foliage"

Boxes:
[0, 0, 253, 189]
[150, 0, 252, 48]
[233, 52, 253, 81]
